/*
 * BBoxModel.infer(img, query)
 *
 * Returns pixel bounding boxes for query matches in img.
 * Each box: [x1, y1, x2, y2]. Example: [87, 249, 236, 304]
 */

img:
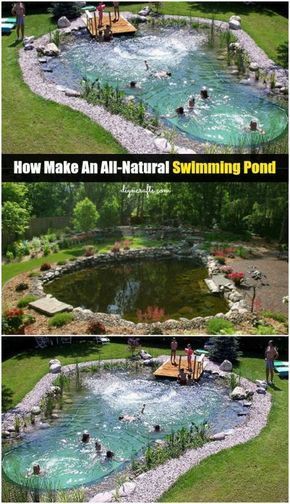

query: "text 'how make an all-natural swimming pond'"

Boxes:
[2, 370, 246, 490]
[43, 258, 228, 322]
[44, 25, 288, 146]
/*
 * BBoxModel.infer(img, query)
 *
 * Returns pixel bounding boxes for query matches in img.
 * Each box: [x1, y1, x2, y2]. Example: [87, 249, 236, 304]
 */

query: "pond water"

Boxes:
[45, 26, 288, 146]
[44, 258, 228, 321]
[3, 371, 245, 490]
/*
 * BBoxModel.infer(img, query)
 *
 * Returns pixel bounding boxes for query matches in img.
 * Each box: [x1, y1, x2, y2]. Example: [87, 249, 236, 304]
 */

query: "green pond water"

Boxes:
[44, 258, 228, 321]
[2, 371, 245, 490]
[45, 25, 288, 146]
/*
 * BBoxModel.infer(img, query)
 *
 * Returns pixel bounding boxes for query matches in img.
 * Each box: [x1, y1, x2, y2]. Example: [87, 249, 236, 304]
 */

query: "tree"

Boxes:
[208, 337, 241, 363]
[2, 201, 30, 239]
[73, 198, 99, 232]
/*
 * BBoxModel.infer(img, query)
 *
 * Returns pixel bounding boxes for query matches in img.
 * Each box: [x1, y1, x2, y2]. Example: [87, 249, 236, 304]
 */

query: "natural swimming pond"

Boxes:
[45, 25, 288, 146]
[3, 371, 245, 490]
[44, 258, 228, 321]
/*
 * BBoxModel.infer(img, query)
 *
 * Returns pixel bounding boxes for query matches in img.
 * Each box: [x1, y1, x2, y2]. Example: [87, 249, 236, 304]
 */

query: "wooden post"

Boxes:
[109, 11, 112, 27]
[178, 355, 181, 370]
[93, 11, 97, 36]
[192, 355, 196, 379]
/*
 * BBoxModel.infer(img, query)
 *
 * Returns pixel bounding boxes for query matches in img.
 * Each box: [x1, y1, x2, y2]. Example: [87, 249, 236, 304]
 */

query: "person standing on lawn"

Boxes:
[265, 340, 278, 385]
[12, 2, 25, 41]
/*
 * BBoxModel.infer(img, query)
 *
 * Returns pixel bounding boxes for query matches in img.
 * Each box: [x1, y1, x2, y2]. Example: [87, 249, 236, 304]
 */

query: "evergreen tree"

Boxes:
[208, 337, 241, 363]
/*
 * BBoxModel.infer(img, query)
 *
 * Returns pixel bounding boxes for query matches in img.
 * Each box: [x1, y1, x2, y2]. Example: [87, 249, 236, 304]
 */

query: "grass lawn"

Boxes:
[120, 2, 288, 64]
[2, 14, 126, 154]
[2, 340, 171, 410]
[2, 237, 168, 285]
[160, 356, 288, 503]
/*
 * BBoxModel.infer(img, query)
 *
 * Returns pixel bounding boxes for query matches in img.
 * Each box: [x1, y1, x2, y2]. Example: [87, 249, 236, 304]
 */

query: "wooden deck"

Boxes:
[82, 11, 137, 37]
[154, 355, 205, 381]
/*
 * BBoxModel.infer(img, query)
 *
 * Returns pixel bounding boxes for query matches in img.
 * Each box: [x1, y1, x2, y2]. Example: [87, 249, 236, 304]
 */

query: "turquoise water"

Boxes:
[45, 26, 288, 145]
[3, 372, 244, 490]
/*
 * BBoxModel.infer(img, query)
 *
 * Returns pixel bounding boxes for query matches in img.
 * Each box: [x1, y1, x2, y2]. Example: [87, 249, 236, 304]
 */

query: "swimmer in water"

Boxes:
[81, 431, 90, 443]
[27, 463, 43, 477]
[161, 106, 185, 119]
[144, 60, 150, 71]
[154, 70, 172, 79]
[188, 96, 195, 109]
[200, 86, 209, 99]
[141, 404, 146, 414]
[248, 120, 265, 134]
[119, 414, 137, 422]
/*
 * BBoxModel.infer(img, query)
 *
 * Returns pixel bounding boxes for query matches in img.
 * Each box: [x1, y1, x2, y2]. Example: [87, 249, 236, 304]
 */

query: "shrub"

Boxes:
[48, 2, 82, 19]
[215, 255, 226, 265]
[57, 260, 67, 266]
[86, 320, 106, 335]
[208, 336, 241, 361]
[123, 239, 131, 251]
[31, 237, 41, 252]
[254, 324, 277, 335]
[40, 263, 51, 271]
[43, 244, 51, 256]
[206, 318, 235, 335]
[15, 282, 29, 292]
[83, 245, 95, 257]
[2, 308, 25, 334]
[219, 265, 233, 274]
[17, 295, 38, 308]
[5, 251, 14, 262]
[48, 312, 74, 328]
[227, 272, 244, 286]
[137, 306, 165, 323]
[28, 271, 40, 278]
[51, 244, 60, 253]
[111, 241, 121, 254]
[261, 311, 287, 324]
[69, 257, 77, 261]
[235, 246, 249, 259]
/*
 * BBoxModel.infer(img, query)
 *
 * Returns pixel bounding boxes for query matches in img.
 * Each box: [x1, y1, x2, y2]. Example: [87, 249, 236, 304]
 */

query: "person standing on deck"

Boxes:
[185, 344, 193, 371]
[113, 2, 120, 22]
[97, 2, 106, 28]
[170, 337, 178, 365]
[12, 2, 25, 41]
[265, 340, 278, 385]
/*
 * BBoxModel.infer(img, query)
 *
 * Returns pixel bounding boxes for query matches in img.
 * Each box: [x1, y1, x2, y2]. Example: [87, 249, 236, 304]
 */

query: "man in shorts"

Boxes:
[170, 337, 178, 365]
[12, 3, 25, 41]
[265, 340, 278, 385]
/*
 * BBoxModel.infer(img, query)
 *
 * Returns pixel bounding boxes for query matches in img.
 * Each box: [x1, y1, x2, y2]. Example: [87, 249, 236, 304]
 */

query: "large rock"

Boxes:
[138, 7, 151, 16]
[121, 482, 136, 495]
[228, 291, 243, 302]
[39, 422, 50, 429]
[43, 43, 60, 56]
[249, 62, 259, 72]
[50, 363, 61, 374]
[89, 491, 113, 503]
[256, 387, 266, 395]
[175, 147, 196, 154]
[255, 380, 267, 389]
[49, 359, 61, 366]
[154, 137, 170, 153]
[23, 35, 35, 44]
[230, 386, 247, 400]
[219, 360, 233, 372]
[210, 432, 226, 441]
[64, 89, 81, 97]
[140, 349, 152, 360]
[57, 16, 71, 28]
[229, 19, 241, 30]
[31, 406, 41, 415]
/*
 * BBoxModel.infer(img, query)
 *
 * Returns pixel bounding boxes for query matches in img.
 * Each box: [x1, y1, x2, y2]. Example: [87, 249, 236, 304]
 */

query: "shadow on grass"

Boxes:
[2, 384, 14, 411]
[12, 341, 101, 361]
[188, 2, 282, 18]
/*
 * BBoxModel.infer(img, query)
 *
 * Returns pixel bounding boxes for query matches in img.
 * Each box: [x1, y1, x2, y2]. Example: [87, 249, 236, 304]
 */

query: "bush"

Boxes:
[2, 308, 25, 334]
[254, 324, 277, 335]
[48, 312, 74, 328]
[235, 246, 249, 259]
[208, 336, 241, 362]
[69, 257, 77, 261]
[48, 2, 82, 19]
[206, 318, 235, 335]
[43, 244, 51, 256]
[5, 251, 14, 263]
[261, 311, 287, 324]
[57, 260, 67, 266]
[40, 263, 52, 271]
[17, 295, 38, 308]
[111, 241, 121, 254]
[227, 272, 244, 286]
[28, 271, 40, 278]
[15, 282, 29, 292]
[219, 265, 233, 274]
[83, 245, 95, 257]
[215, 255, 226, 265]
[123, 239, 131, 251]
[86, 320, 106, 335]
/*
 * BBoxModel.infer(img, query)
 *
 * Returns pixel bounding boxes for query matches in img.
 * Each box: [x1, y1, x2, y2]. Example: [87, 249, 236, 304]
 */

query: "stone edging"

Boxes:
[2, 358, 271, 503]
[29, 247, 253, 333]
[18, 14, 287, 156]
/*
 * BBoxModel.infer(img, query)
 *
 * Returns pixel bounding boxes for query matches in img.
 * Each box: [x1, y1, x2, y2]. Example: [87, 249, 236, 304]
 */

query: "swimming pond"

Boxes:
[45, 26, 288, 146]
[44, 258, 228, 322]
[3, 371, 245, 490]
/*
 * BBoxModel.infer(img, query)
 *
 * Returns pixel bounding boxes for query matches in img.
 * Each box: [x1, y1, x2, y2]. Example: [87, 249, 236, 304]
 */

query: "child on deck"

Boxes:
[97, 3, 106, 28]
[12, 2, 25, 41]
[185, 344, 193, 371]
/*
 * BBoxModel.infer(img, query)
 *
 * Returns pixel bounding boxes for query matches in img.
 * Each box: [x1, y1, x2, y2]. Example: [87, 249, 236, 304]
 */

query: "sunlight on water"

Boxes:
[45, 26, 288, 146]
[3, 372, 244, 490]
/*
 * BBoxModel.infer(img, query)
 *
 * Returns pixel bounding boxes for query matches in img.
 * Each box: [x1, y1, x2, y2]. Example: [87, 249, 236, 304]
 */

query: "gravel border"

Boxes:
[2, 358, 271, 503]
[18, 14, 287, 155]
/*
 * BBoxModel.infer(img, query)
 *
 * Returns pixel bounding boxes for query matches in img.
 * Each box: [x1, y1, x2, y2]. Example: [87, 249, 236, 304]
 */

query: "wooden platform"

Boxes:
[154, 355, 205, 381]
[82, 11, 137, 37]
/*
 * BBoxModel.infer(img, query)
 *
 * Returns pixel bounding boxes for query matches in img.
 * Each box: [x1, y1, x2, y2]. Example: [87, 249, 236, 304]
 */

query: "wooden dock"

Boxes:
[82, 11, 137, 37]
[154, 355, 205, 381]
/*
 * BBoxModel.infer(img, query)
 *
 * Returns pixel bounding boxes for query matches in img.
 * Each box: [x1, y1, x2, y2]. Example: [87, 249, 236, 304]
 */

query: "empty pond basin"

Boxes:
[45, 25, 288, 146]
[2, 371, 245, 490]
[44, 258, 228, 321]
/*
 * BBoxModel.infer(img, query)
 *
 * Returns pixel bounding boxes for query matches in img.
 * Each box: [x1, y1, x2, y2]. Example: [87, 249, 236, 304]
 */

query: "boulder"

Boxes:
[210, 432, 226, 441]
[31, 406, 41, 415]
[228, 291, 243, 302]
[49, 359, 61, 366]
[7, 426, 16, 432]
[38, 57, 47, 64]
[219, 360, 233, 372]
[39, 422, 50, 429]
[229, 19, 241, 30]
[138, 7, 151, 16]
[64, 89, 81, 97]
[230, 386, 247, 400]
[249, 62, 259, 72]
[230, 70, 239, 75]
[24, 44, 34, 51]
[2, 431, 11, 438]
[175, 147, 196, 154]
[256, 387, 266, 395]
[89, 491, 113, 502]
[239, 78, 251, 85]
[154, 137, 170, 153]
[50, 363, 61, 374]
[51, 413, 59, 419]
[243, 401, 252, 407]
[43, 43, 60, 56]
[255, 380, 267, 389]
[280, 87, 288, 95]
[23, 35, 35, 44]
[57, 16, 71, 28]
[230, 15, 241, 22]
[121, 482, 136, 495]
[140, 349, 152, 360]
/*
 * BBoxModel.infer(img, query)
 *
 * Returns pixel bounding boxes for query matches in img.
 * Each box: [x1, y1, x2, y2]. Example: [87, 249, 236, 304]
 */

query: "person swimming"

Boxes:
[119, 414, 137, 422]
[144, 60, 150, 71]
[81, 431, 90, 443]
[177, 368, 187, 385]
[141, 404, 146, 414]
[188, 96, 195, 108]
[200, 86, 209, 99]
[95, 441, 102, 452]
[249, 120, 265, 134]
[103, 24, 113, 42]
[176, 106, 185, 115]
[154, 70, 172, 79]
[154, 424, 161, 432]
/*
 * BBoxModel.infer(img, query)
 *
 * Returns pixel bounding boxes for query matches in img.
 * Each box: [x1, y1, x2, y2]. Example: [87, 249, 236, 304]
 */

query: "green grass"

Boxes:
[120, 2, 288, 64]
[48, 312, 74, 327]
[2, 236, 168, 285]
[160, 357, 288, 503]
[2, 341, 171, 410]
[17, 294, 38, 308]
[2, 14, 126, 154]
